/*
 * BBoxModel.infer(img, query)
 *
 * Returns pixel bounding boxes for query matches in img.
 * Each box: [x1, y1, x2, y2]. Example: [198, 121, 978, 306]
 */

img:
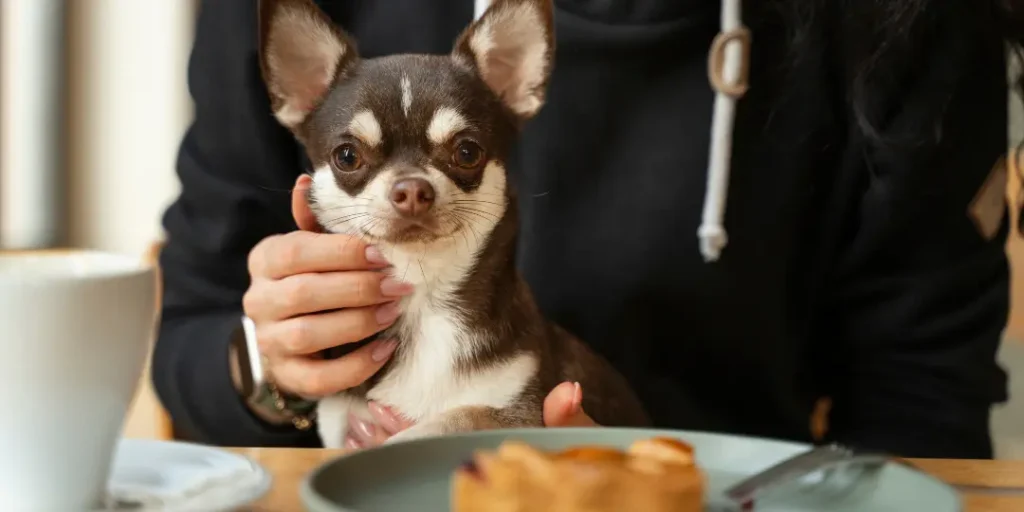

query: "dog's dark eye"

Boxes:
[453, 140, 485, 169]
[332, 144, 363, 172]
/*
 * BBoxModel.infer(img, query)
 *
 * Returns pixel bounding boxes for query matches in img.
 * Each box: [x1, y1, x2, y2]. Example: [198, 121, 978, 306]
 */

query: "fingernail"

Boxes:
[380, 277, 414, 297]
[344, 436, 363, 450]
[351, 416, 376, 439]
[371, 339, 398, 362]
[571, 382, 583, 414]
[365, 246, 389, 266]
[369, 401, 400, 430]
[375, 302, 401, 325]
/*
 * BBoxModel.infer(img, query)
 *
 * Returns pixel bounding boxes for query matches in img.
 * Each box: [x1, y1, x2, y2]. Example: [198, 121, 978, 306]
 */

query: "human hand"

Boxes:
[541, 381, 598, 427]
[343, 381, 598, 449]
[242, 175, 414, 398]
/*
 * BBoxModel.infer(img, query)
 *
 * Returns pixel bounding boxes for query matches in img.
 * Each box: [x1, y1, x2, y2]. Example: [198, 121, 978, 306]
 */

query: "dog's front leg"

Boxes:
[317, 394, 371, 449]
[387, 404, 542, 444]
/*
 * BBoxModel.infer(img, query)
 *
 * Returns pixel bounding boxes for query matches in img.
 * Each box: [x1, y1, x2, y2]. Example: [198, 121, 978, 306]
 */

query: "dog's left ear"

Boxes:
[452, 0, 555, 120]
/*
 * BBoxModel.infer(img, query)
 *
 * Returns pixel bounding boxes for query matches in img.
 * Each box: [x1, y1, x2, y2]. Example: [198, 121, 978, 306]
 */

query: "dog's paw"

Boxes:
[316, 413, 348, 449]
[316, 395, 360, 449]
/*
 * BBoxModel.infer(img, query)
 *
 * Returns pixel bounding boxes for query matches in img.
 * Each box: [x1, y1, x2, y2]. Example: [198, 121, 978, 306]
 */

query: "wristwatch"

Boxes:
[230, 316, 318, 430]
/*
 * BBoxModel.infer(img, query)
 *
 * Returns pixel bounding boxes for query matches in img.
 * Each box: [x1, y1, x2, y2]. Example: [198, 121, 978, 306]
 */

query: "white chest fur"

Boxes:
[370, 288, 537, 420]
[310, 159, 529, 447]
[316, 242, 537, 448]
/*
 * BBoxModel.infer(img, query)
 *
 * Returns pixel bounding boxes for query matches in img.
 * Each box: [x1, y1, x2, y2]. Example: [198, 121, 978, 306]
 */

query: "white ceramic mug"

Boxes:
[0, 250, 157, 511]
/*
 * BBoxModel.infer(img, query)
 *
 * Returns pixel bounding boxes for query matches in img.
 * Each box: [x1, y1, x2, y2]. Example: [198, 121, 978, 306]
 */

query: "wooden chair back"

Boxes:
[122, 240, 175, 440]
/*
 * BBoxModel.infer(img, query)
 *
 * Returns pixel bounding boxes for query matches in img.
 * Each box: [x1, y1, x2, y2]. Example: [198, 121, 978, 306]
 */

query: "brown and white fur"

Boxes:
[259, 0, 649, 448]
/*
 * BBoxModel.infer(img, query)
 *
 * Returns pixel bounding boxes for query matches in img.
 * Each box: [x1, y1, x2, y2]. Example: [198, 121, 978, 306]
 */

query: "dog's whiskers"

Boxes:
[322, 212, 369, 228]
[450, 212, 484, 250]
[442, 212, 473, 255]
[351, 215, 381, 236]
[417, 245, 428, 285]
[452, 207, 499, 223]
[315, 203, 373, 214]
[451, 190, 504, 196]
[256, 184, 298, 194]
[450, 199, 504, 208]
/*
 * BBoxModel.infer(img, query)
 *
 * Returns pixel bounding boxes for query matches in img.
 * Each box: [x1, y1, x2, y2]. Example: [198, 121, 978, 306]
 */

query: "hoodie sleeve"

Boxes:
[820, 16, 1010, 459]
[151, 0, 318, 447]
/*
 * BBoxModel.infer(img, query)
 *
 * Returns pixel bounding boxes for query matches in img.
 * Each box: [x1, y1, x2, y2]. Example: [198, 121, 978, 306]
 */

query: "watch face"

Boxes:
[241, 316, 264, 382]
[231, 323, 256, 398]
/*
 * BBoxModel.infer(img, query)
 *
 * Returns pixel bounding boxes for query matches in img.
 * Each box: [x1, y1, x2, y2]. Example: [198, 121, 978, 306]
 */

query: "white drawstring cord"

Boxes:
[700, 0, 750, 262]
[475, 0, 749, 262]
[474, 0, 489, 20]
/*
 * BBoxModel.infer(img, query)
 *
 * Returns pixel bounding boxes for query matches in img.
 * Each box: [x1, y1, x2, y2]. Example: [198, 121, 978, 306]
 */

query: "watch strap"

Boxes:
[252, 376, 318, 431]
[236, 315, 318, 430]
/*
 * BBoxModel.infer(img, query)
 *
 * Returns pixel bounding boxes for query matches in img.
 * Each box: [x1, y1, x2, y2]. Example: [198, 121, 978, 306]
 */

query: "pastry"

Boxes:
[451, 437, 705, 512]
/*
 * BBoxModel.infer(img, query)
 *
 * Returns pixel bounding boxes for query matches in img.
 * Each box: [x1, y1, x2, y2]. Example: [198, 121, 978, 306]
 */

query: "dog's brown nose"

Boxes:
[389, 178, 435, 216]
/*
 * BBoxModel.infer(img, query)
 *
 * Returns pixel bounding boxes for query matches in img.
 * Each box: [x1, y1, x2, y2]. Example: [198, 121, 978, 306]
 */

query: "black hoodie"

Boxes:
[154, 0, 1010, 458]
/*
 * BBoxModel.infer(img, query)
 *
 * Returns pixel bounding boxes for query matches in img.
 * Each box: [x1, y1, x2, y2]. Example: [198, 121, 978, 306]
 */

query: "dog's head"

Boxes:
[259, 0, 554, 247]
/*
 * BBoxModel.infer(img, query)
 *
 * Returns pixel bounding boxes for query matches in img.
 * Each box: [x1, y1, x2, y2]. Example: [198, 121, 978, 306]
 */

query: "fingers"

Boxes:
[244, 271, 413, 321]
[343, 382, 598, 452]
[543, 381, 598, 427]
[343, 402, 415, 450]
[345, 411, 393, 449]
[244, 174, 411, 401]
[256, 303, 402, 357]
[368, 401, 415, 435]
[292, 174, 322, 232]
[248, 231, 390, 280]
[269, 338, 399, 398]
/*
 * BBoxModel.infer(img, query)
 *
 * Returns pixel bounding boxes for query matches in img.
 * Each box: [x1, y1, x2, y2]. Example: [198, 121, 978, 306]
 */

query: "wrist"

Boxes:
[251, 377, 319, 430]
[229, 317, 317, 429]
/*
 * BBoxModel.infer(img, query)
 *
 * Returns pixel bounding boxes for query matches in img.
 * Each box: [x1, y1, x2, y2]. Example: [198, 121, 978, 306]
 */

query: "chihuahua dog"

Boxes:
[259, 0, 649, 447]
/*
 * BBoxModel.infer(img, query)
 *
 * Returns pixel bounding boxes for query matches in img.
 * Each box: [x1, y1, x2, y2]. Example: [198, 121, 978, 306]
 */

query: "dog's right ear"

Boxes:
[259, 0, 357, 128]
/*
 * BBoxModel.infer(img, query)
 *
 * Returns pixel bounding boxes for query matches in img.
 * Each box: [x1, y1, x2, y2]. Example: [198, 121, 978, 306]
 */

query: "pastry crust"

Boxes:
[451, 437, 705, 512]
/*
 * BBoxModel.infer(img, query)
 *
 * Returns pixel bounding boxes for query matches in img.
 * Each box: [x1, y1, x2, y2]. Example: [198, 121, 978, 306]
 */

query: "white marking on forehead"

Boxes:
[347, 110, 383, 147]
[426, 107, 469, 145]
[400, 74, 413, 118]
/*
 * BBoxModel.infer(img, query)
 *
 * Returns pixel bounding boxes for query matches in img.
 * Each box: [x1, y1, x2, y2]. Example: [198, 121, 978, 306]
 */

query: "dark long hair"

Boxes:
[780, 0, 1021, 149]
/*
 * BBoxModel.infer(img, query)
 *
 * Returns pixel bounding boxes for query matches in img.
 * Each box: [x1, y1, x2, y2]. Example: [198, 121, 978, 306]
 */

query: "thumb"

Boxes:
[543, 381, 598, 427]
[292, 174, 323, 232]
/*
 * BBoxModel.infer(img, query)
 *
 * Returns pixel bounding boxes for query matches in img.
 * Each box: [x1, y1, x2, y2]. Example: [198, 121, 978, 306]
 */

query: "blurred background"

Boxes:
[1, 0, 191, 255]
[0, 1, 1021, 457]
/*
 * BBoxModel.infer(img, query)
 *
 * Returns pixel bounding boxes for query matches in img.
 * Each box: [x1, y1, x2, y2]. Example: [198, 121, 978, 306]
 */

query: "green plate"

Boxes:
[301, 428, 960, 511]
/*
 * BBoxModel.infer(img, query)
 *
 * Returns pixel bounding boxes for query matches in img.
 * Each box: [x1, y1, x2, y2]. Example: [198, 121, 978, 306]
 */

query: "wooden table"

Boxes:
[231, 447, 1024, 511]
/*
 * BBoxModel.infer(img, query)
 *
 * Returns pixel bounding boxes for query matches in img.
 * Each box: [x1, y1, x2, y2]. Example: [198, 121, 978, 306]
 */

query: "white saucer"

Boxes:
[103, 438, 272, 511]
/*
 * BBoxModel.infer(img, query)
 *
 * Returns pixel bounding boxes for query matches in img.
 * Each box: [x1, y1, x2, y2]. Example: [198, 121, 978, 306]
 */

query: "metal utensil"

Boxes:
[722, 444, 893, 508]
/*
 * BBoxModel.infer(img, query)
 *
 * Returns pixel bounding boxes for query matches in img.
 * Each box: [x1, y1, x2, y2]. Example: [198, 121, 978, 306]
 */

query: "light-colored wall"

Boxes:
[0, 0, 65, 248]
[64, 0, 196, 439]
[65, 0, 195, 255]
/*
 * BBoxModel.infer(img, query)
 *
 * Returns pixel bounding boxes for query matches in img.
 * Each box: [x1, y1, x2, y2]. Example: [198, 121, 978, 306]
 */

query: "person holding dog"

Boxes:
[153, 0, 1016, 458]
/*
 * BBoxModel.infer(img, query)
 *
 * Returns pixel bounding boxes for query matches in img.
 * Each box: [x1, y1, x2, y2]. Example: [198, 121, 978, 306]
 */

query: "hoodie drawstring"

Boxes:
[474, 0, 489, 20]
[476, 0, 750, 262]
[700, 0, 750, 262]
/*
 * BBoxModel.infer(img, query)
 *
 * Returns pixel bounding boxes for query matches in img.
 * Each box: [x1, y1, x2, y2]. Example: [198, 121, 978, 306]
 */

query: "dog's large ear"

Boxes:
[259, 0, 357, 128]
[452, 0, 555, 120]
